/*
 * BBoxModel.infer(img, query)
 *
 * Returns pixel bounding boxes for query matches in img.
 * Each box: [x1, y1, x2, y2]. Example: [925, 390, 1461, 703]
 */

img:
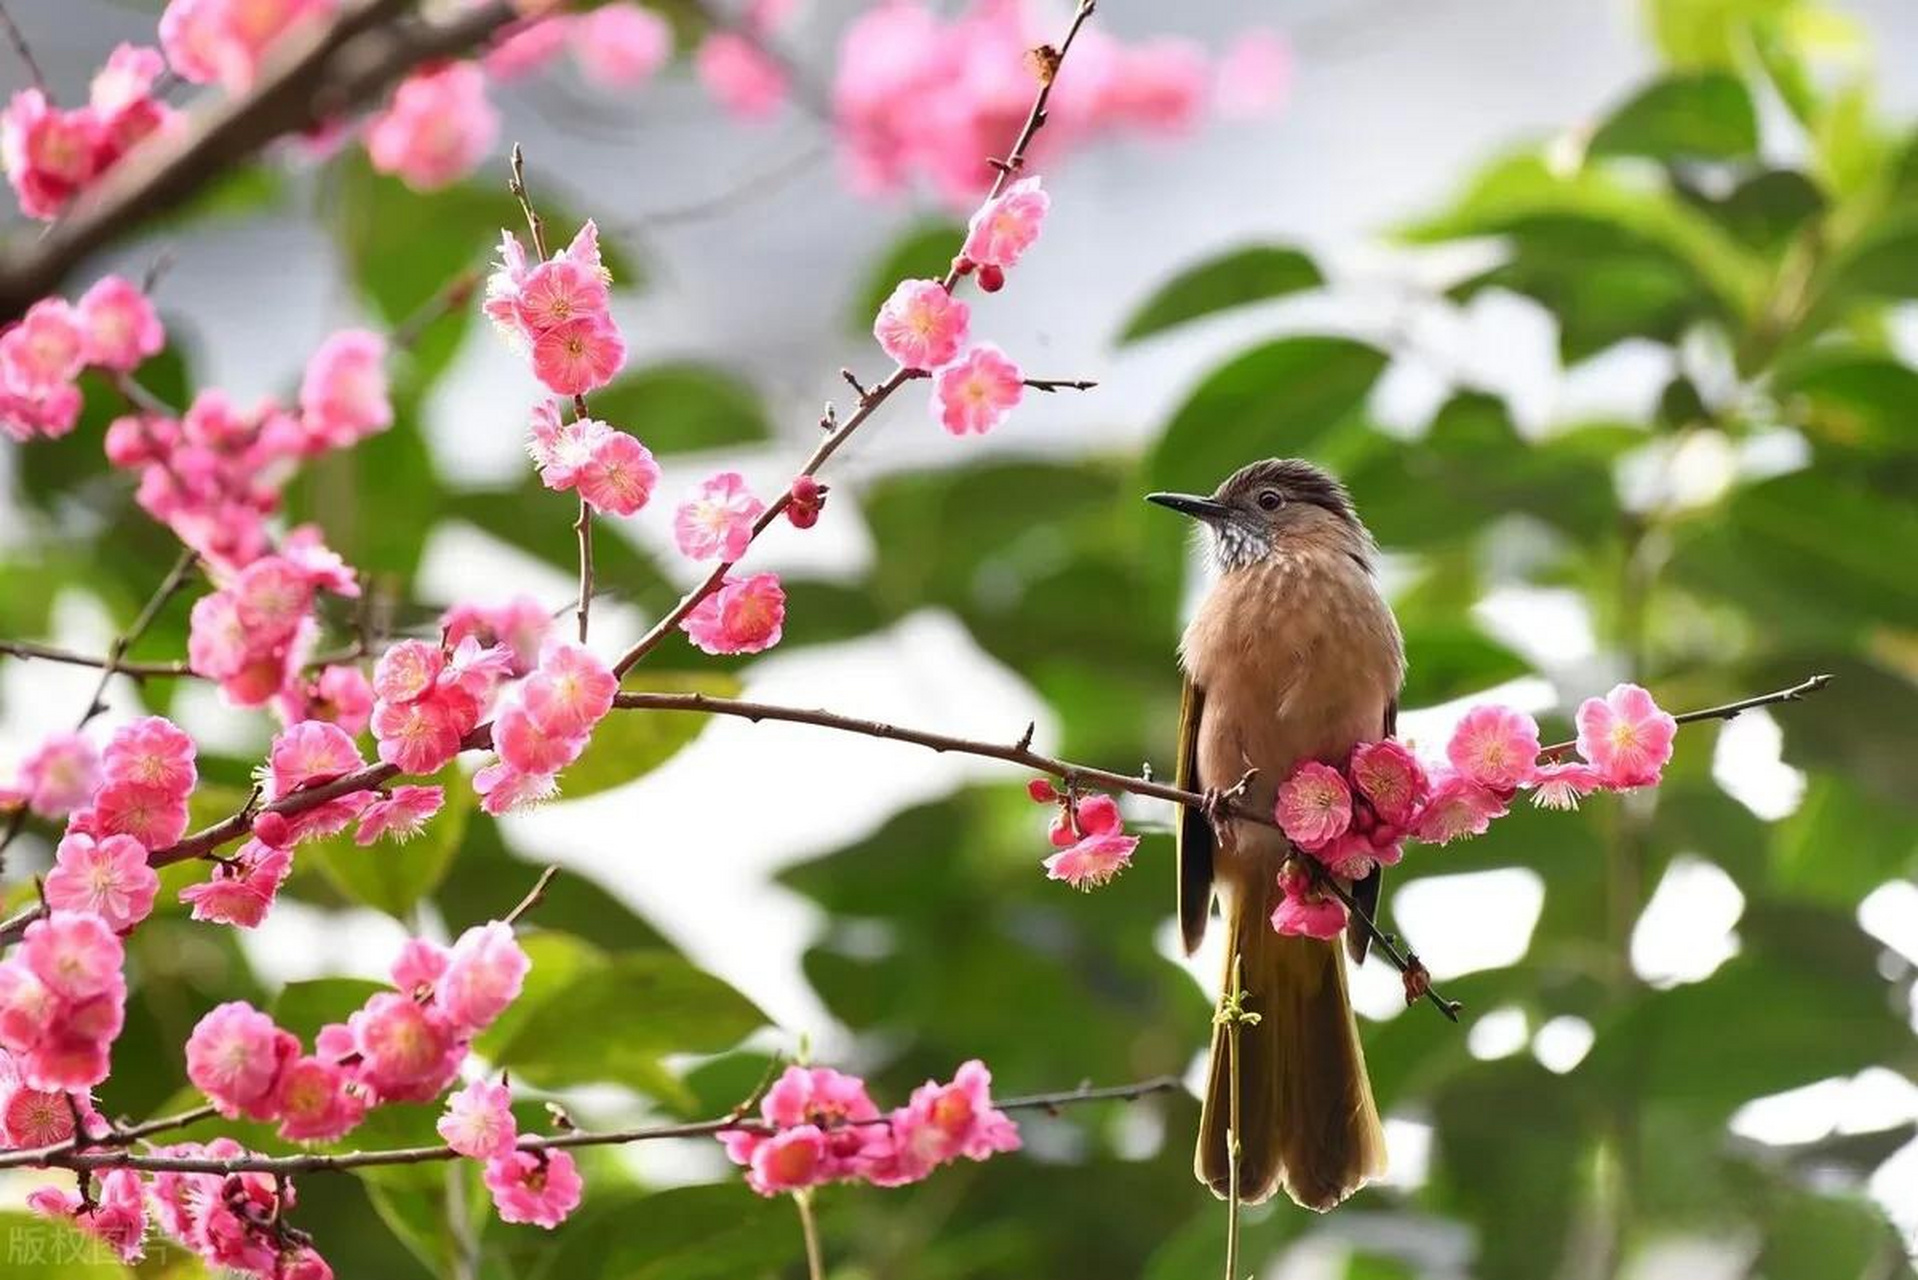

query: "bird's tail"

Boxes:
[1196, 877, 1386, 1211]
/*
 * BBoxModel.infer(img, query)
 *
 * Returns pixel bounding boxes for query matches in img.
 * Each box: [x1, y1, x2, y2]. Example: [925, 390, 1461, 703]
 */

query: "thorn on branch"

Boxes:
[1014, 721, 1036, 753]
[840, 368, 871, 404]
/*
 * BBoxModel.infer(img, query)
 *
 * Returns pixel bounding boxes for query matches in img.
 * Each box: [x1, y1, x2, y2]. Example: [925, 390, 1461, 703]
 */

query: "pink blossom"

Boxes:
[962, 177, 1049, 269]
[85, 779, 190, 848]
[1271, 880, 1346, 940]
[1043, 830, 1138, 889]
[514, 259, 610, 336]
[1575, 683, 1677, 789]
[786, 474, 826, 528]
[443, 635, 516, 701]
[484, 1148, 583, 1228]
[160, 0, 337, 92]
[30, 1165, 146, 1262]
[75, 275, 164, 371]
[390, 937, 450, 997]
[890, 1060, 1021, 1179]
[932, 343, 1023, 436]
[1447, 704, 1541, 791]
[576, 428, 659, 516]
[16, 733, 100, 819]
[531, 316, 626, 396]
[526, 400, 605, 492]
[21, 912, 122, 1006]
[347, 993, 461, 1103]
[299, 329, 391, 447]
[1214, 30, 1292, 120]
[1104, 37, 1208, 134]
[743, 1124, 831, 1195]
[494, 700, 589, 776]
[674, 471, 764, 560]
[572, 4, 672, 88]
[473, 763, 558, 816]
[1275, 761, 1352, 851]
[373, 639, 445, 704]
[695, 32, 789, 118]
[874, 279, 969, 370]
[436, 921, 529, 1034]
[0, 91, 100, 219]
[682, 572, 786, 655]
[443, 596, 550, 675]
[365, 61, 498, 192]
[439, 1078, 518, 1159]
[2, 298, 87, 389]
[179, 842, 291, 928]
[101, 715, 195, 797]
[1349, 739, 1429, 828]
[521, 643, 616, 738]
[355, 785, 445, 844]
[44, 832, 158, 932]
[484, 16, 572, 79]
[373, 684, 480, 775]
[288, 663, 375, 735]
[268, 719, 365, 797]
[185, 1002, 293, 1119]
[1410, 769, 1508, 845]
[1530, 760, 1604, 811]
[273, 1055, 366, 1142]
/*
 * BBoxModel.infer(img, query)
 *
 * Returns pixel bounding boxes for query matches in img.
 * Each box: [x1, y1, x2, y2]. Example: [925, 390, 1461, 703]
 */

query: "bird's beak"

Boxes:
[1146, 491, 1234, 523]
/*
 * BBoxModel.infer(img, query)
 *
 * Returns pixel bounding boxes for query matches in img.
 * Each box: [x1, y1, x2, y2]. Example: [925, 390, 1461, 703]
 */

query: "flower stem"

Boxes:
[796, 1189, 825, 1280]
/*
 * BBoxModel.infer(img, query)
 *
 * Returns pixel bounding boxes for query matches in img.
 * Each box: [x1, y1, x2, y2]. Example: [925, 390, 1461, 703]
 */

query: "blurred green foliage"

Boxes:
[2, 0, 1916, 1276]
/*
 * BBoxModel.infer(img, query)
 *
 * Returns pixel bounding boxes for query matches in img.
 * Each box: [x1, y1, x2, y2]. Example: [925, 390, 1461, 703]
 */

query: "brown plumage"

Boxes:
[1150, 459, 1403, 1212]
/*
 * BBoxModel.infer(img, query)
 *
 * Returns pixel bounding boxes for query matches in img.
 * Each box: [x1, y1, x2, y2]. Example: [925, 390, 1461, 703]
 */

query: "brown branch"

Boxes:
[1538, 673, 1832, 756]
[609, 1, 1100, 678]
[0, 1074, 1180, 1175]
[503, 865, 560, 927]
[0, 0, 518, 320]
[73, 548, 200, 730]
[0, 640, 193, 680]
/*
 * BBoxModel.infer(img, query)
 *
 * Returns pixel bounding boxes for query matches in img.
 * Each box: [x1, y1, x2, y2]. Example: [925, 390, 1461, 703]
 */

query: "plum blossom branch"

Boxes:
[608, 0, 1102, 679]
[0, 0, 520, 319]
[1537, 672, 1831, 756]
[0, 1075, 1182, 1176]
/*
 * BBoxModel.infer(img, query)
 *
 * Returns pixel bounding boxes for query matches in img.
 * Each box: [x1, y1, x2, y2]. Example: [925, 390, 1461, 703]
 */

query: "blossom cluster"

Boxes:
[186, 534, 361, 706]
[110, 329, 393, 572]
[833, 2, 1286, 205]
[873, 177, 1050, 435]
[1, 45, 174, 220]
[1029, 781, 1141, 890]
[436, 1077, 584, 1227]
[1, 276, 164, 442]
[1265, 683, 1680, 938]
[487, 220, 627, 397]
[478, 640, 617, 815]
[720, 1060, 1020, 1196]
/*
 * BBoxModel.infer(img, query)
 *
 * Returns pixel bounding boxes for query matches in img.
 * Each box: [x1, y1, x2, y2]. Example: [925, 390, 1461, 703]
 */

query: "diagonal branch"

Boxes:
[607, 0, 1102, 678]
[0, 0, 518, 320]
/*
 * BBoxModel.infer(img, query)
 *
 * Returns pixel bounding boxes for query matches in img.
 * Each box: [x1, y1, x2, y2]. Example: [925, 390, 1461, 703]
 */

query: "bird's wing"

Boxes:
[1177, 678, 1215, 955]
[1345, 696, 1397, 965]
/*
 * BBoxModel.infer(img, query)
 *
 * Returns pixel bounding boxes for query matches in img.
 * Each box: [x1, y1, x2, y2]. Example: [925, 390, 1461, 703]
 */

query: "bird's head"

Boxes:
[1146, 458, 1369, 573]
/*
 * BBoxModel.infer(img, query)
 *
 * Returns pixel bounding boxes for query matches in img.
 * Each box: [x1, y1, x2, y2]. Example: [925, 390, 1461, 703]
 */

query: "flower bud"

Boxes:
[1026, 778, 1058, 803]
[250, 810, 292, 848]
[786, 474, 827, 529]
[976, 264, 1006, 293]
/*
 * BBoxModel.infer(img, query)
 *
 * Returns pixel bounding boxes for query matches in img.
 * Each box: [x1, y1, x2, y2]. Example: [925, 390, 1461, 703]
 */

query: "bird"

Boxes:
[1147, 457, 1402, 1212]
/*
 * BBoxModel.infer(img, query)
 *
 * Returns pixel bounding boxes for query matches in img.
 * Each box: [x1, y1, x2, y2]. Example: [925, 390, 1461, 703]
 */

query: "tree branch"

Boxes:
[0, 1074, 1181, 1175]
[0, 0, 519, 320]
[607, 0, 1102, 679]
[0, 1, 47, 95]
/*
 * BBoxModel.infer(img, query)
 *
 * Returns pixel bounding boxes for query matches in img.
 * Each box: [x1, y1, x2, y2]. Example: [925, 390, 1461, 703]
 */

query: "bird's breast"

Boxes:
[1179, 551, 1403, 837]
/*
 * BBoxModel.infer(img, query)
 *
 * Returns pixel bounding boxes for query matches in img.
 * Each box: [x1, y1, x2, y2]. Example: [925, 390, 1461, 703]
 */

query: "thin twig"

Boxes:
[573, 498, 593, 643]
[73, 548, 199, 730]
[0, 641, 193, 679]
[1537, 673, 1832, 756]
[795, 1190, 826, 1280]
[502, 866, 560, 927]
[0, 1075, 1180, 1175]
[1218, 958, 1253, 1280]
[608, 1, 1101, 679]
[1022, 377, 1099, 392]
[0, 1, 46, 95]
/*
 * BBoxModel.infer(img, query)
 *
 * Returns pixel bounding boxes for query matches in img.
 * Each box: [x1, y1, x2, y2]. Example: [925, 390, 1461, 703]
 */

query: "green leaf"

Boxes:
[1757, 1190, 1918, 1280]
[303, 762, 474, 916]
[563, 671, 742, 799]
[1590, 72, 1758, 161]
[1146, 337, 1385, 497]
[1684, 168, 1825, 253]
[588, 362, 773, 453]
[1771, 776, 1917, 908]
[546, 1184, 800, 1280]
[849, 219, 964, 333]
[1117, 245, 1322, 343]
[495, 951, 766, 1095]
[1773, 348, 1918, 454]
[1399, 624, 1534, 708]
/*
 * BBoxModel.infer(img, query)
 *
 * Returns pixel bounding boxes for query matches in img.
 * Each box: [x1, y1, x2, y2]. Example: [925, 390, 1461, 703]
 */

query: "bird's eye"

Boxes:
[1256, 488, 1285, 512]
